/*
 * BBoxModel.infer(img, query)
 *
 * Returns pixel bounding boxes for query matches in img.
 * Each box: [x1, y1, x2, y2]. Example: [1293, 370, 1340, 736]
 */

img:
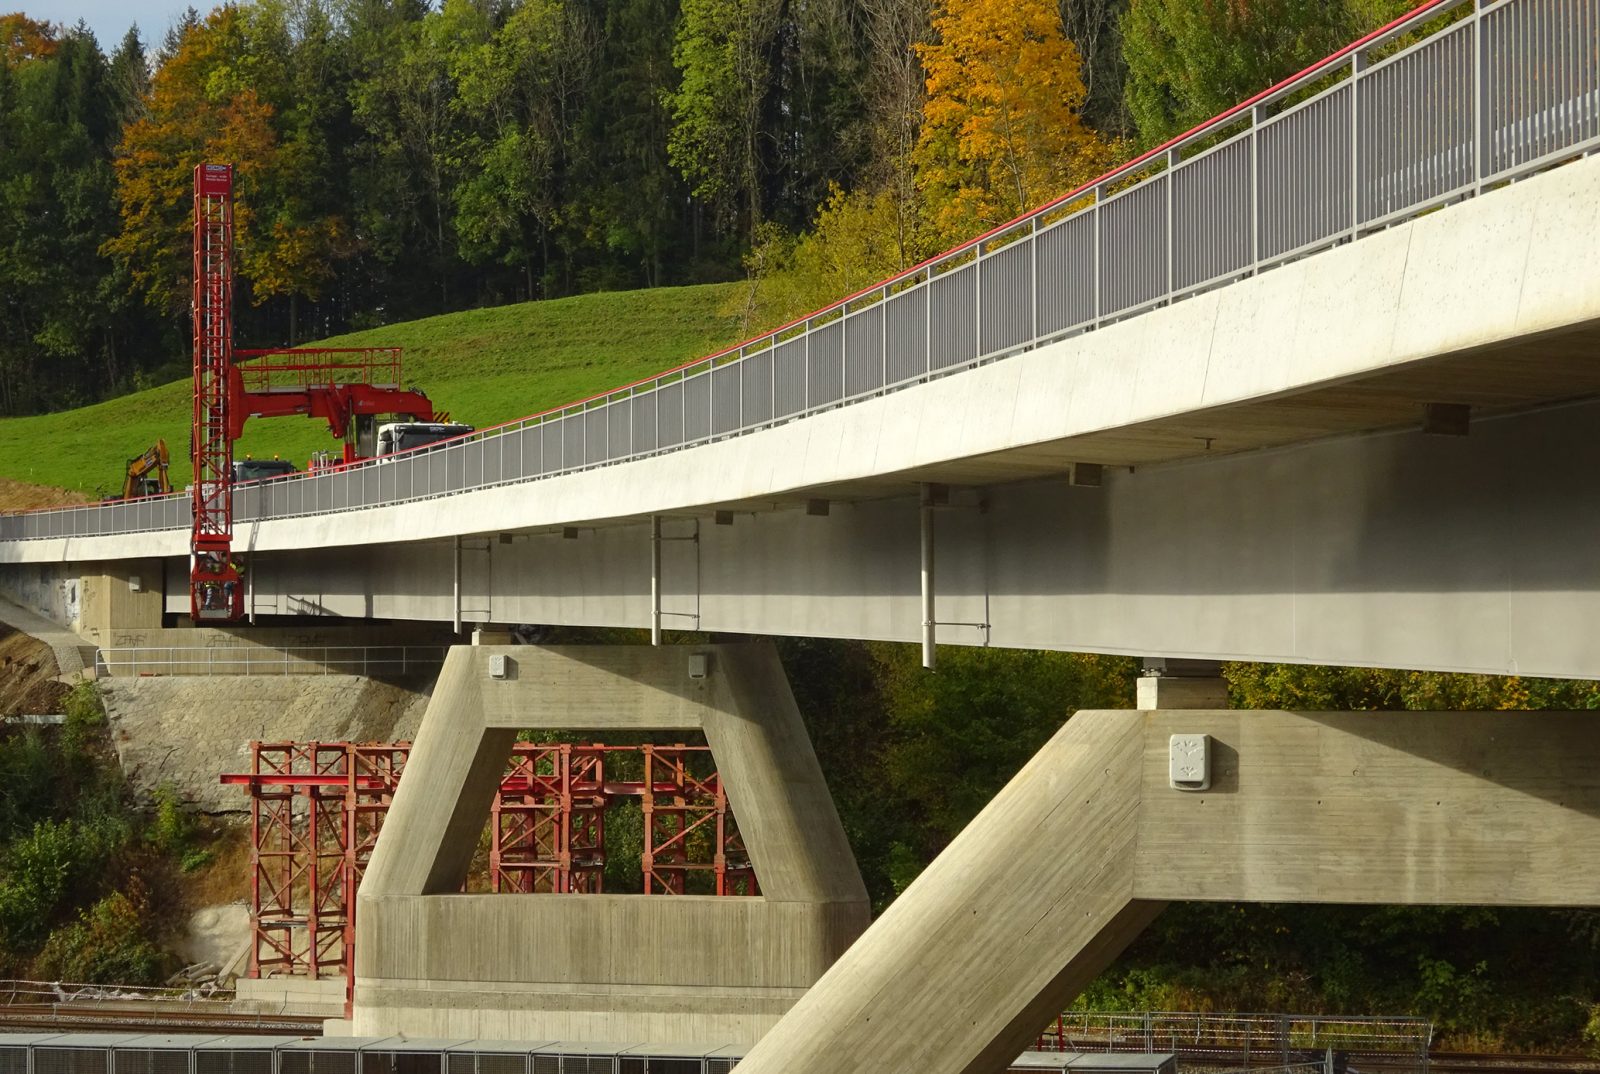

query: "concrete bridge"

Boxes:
[2, 0, 1599, 680]
[2, 4, 1599, 1073]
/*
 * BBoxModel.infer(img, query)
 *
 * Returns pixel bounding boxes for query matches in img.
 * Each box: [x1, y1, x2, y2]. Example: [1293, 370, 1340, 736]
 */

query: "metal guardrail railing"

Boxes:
[1, 0, 1595, 546]
[0, 979, 235, 1007]
[1035, 1012, 1434, 1068]
[94, 645, 448, 677]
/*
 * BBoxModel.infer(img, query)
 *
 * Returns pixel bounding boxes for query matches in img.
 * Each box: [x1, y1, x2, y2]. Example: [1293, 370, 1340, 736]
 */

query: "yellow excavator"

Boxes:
[106, 440, 172, 501]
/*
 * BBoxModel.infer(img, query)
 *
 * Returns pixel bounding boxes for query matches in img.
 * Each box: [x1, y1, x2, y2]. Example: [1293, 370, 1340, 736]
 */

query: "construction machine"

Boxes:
[104, 440, 171, 501]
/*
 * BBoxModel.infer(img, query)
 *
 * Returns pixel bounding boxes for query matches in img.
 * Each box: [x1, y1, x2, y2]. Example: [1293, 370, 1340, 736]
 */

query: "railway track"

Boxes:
[0, 1002, 324, 1034]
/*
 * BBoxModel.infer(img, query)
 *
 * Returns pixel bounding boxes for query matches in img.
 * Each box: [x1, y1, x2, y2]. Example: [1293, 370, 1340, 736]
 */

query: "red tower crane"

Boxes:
[188, 164, 448, 622]
[191, 163, 240, 621]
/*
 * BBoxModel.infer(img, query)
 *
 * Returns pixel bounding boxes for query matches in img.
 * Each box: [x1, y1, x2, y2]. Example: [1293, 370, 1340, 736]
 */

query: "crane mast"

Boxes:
[191, 163, 243, 620]
[186, 162, 454, 623]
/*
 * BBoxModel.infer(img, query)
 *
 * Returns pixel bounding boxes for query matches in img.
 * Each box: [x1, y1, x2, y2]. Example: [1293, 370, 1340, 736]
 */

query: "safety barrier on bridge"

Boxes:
[2, 0, 1596, 545]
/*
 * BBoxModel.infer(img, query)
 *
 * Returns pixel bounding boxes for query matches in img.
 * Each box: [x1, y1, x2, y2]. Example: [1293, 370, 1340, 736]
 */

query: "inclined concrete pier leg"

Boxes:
[734, 709, 1600, 1074]
[353, 642, 870, 1043]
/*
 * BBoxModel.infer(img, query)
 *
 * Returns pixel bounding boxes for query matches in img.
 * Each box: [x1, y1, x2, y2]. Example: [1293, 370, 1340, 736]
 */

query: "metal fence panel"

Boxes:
[885, 286, 928, 384]
[979, 239, 1034, 356]
[930, 263, 977, 370]
[608, 399, 633, 460]
[542, 420, 565, 474]
[1259, 85, 1353, 259]
[808, 321, 844, 406]
[683, 369, 712, 442]
[631, 393, 658, 455]
[1484, 0, 1600, 176]
[773, 337, 807, 417]
[1359, 26, 1475, 224]
[845, 304, 886, 396]
[1173, 136, 1253, 291]
[743, 348, 775, 425]
[561, 413, 584, 469]
[657, 381, 685, 447]
[1099, 175, 1168, 316]
[583, 408, 607, 463]
[713, 361, 742, 435]
[1037, 212, 1095, 335]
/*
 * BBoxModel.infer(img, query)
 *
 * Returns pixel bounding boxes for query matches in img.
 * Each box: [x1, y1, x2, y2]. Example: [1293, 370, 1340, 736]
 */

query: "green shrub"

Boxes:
[0, 816, 125, 952]
[33, 891, 171, 985]
[0, 727, 58, 841]
[60, 681, 106, 762]
[148, 783, 192, 855]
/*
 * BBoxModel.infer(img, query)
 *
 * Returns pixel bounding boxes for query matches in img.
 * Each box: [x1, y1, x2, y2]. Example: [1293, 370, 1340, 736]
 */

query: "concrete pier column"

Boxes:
[353, 642, 870, 1044]
[735, 709, 1600, 1074]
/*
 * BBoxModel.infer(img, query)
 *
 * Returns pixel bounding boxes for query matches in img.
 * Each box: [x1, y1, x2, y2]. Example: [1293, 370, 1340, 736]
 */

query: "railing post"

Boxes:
[881, 286, 890, 387]
[973, 241, 983, 360]
[1473, 0, 1489, 190]
[1351, 49, 1367, 238]
[839, 308, 849, 400]
[1092, 182, 1105, 324]
[1251, 105, 1266, 269]
[1165, 148, 1179, 299]
[803, 324, 812, 408]
[1029, 220, 1040, 343]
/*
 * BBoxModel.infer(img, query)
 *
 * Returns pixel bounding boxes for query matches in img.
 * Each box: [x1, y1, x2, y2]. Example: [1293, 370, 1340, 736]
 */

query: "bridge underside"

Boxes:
[59, 394, 1587, 679]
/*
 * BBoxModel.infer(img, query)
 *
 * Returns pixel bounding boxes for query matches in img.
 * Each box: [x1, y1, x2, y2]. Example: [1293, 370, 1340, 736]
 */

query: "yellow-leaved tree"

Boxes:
[913, 0, 1117, 248]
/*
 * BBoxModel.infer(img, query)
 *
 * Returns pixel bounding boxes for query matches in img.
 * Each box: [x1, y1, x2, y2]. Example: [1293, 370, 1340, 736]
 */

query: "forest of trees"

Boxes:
[0, 0, 1424, 415]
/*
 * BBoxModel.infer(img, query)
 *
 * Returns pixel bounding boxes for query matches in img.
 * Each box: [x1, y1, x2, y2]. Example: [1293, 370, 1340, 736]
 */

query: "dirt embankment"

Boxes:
[101, 674, 434, 812]
[0, 626, 72, 714]
[0, 476, 89, 512]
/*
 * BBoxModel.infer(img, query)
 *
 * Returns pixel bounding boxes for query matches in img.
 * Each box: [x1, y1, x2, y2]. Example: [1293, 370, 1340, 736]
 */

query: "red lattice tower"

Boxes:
[190, 163, 242, 620]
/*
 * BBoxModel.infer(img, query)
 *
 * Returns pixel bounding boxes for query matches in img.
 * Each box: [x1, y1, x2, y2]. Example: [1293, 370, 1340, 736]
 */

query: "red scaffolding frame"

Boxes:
[223, 740, 758, 984]
[190, 163, 242, 621]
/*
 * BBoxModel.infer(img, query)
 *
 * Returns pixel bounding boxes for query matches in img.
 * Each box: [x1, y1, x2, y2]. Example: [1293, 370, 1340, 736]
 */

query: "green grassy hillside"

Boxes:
[0, 283, 744, 495]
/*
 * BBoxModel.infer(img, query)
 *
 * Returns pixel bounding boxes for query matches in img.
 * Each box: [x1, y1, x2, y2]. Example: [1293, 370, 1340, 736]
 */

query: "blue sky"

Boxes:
[27, 0, 206, 53]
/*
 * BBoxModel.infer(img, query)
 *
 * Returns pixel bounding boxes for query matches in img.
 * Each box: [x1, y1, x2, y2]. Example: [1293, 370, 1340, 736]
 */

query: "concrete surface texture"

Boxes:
[3, 153, 1599, 569]
[101, 674, 431, 811]
[353, 642, 869, 1044]
[734, 709, 1600, 1074]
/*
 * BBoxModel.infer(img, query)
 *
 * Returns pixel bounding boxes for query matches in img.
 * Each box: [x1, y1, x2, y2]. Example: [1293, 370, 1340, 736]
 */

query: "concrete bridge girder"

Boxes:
[161, 396, 1600, 679]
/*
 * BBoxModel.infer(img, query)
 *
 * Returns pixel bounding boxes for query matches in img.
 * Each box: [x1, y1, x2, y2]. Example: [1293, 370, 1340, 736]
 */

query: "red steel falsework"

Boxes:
[190, 163, 242, 621]
[223, 741, 758, 986]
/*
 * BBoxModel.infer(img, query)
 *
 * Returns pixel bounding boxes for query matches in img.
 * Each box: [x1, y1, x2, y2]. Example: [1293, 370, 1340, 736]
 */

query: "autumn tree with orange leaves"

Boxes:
[103, 5, 345, 336]
[0, 12, 55, 67]
[912, 0, 1117, 248]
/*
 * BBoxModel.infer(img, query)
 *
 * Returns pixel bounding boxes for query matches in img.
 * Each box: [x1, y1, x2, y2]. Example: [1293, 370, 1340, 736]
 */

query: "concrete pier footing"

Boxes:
[734, 709, 1600, 1074]
[351, 642, 869, 1044]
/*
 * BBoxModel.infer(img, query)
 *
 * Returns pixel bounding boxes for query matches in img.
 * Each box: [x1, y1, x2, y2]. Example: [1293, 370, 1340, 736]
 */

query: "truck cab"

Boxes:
[375, 422, 475, 457]
[232, 457, 298, 483]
